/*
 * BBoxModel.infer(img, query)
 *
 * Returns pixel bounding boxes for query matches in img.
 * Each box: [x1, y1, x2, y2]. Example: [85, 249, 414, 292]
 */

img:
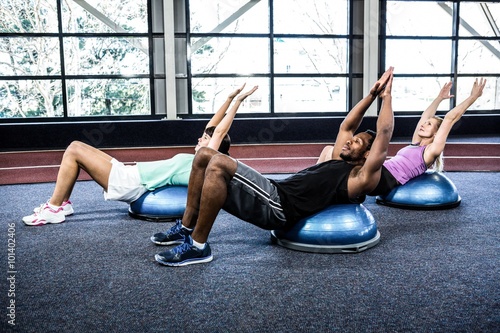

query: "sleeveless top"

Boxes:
[136, 153, 195, 190]
[383, 145, 427, 185]
[271, 160, 365, 225]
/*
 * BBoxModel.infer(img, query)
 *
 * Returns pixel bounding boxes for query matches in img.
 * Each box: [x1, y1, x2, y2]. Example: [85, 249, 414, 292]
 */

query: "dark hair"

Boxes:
[365, 130, 376, 150]
[204, 126, 231, 156]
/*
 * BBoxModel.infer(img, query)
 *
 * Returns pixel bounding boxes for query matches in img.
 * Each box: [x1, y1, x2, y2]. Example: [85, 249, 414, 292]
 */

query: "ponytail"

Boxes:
[430, 116, 444, 172]
[431, 152, 444, 172]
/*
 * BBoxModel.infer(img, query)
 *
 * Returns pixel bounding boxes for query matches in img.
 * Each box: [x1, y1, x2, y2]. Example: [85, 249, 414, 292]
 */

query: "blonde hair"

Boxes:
[430, 116, 444, 172]
[430, 152, 444, 172]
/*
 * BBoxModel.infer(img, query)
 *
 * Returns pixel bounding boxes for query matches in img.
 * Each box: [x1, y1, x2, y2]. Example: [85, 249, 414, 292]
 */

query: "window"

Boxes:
[0, 0, 155, 119]
[384, 0, 500, 113]
[1, 0, 498, 121]
[178, 0, 354, 117]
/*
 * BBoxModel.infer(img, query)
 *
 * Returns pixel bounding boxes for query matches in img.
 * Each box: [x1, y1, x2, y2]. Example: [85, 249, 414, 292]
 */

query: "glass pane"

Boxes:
[0, 0, 59, 33]
[66, 79, 150, 116]
[456, 77, 499, 111]
[190, 0, 269, 34]
[62, 0, 148, 33]
[191, 37, 269, 74]
[151, 0, 164, 33]
[274, 77, 347, 113]
[274, 38, 348, 74]
[274, 0, 348, 34]
[0, 80, 63, 118]
[386, 1, 453, 36]
[153, 37, 165, 75]
[386, 40, 452, 74]
[175, 37, 188, 76]
[191, 78, 269, 115]
[0, 37, 61, 76]
[154, 79, 166, 115]
[459, 2, 500, 37]
[458, 40, 500, 74]
[391, 77, 453, 112]
[63, 37, 149, 75]
[176, 78, 189, 115]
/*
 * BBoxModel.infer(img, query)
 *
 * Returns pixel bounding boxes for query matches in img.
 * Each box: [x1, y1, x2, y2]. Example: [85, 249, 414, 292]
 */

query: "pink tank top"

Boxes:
[383, 145, 427, 185]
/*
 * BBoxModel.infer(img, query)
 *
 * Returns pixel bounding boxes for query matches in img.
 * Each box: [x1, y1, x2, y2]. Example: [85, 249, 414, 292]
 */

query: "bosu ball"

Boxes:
[271, 204, 380, 254]
[376, 171, 461, 210]
[129, 186, 188, 222]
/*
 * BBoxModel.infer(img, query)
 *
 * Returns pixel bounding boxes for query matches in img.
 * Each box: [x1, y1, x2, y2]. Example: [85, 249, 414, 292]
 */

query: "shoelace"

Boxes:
[166, 219, 183, 236]
[33, 203, 47, 215]
[171, 242, 192, 255]
[37, 202, 63, 212]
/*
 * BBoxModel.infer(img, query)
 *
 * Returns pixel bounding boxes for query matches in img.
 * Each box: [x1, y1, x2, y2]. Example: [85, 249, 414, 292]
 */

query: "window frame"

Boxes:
[0, 0, 498, 124]
[380, 0, 500, 116]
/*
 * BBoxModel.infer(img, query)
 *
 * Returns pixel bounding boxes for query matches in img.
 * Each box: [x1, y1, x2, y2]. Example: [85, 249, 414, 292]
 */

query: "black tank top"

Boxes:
[271, 160, 366, 225]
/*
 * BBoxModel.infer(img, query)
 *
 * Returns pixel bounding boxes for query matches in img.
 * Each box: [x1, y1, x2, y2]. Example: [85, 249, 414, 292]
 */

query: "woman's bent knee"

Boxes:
[66, 141, 85, 152]
[64, 141, 90, 160]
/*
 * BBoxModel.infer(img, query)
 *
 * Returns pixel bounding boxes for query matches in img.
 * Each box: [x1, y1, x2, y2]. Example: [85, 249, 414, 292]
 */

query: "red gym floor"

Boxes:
[0, 141, 499, 186]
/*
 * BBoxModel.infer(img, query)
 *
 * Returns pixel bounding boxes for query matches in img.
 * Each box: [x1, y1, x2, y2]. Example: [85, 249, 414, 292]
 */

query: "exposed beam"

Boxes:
[72, 0, 149, 54]
[438, 3, 500, 59]
[480, 3, 500, 38]
[190, 0, 261, 54]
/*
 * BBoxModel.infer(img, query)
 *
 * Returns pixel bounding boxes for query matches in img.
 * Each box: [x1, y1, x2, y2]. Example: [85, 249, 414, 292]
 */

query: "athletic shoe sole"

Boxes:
[23, 218, 65, 226]
[154, 253, 213, 267]
[150, 236, 185, 246]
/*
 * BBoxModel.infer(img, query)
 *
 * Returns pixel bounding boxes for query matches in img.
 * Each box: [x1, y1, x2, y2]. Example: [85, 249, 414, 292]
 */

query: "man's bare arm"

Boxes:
[349, 71, 394, 198]
[332, 67, 394, 160]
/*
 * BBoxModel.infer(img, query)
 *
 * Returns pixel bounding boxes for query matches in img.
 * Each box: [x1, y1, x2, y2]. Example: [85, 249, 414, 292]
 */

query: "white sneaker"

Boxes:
[34, 200, 74, 216]
[23, 203, 66, 226]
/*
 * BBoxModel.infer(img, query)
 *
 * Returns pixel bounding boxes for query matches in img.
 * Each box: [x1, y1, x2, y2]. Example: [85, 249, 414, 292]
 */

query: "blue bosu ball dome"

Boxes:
[376, 171, 461, 210]
[129, 186, 188, 222]
[271, 204, 380, 254]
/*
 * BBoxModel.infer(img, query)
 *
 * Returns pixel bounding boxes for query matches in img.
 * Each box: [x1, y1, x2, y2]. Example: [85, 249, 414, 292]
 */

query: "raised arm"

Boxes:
[424, 78, 486, 165]
[332, 67, 394, 160]
[207, 85, 259, 151]
[349, 72, 395, 198]
[365, 72, 394, 173]
[412, 81, 454, 143]
[205, 83, 247, 129]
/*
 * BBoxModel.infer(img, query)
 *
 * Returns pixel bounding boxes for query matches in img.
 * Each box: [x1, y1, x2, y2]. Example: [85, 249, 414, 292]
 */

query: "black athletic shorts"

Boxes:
[222, 161, 287, 230]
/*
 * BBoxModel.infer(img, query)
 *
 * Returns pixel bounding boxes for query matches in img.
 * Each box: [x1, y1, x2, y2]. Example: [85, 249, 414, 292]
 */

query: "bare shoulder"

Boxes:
[347, 164, 379, 199]
[349, 165, 363, 178]
[347, 166, 365, 199]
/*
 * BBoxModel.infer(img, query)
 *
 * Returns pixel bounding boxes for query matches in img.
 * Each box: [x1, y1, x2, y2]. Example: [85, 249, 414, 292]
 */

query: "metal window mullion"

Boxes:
[451, 1, 460, 109]
[56, 0, 68, 119]
[163, 0, 177, 119]
[348, 0, 355, 112]
[269, 0, 275, 115]
[363, 0, 379, 117]
[185, 0, 193, 117]
[147, 0, 155, 116]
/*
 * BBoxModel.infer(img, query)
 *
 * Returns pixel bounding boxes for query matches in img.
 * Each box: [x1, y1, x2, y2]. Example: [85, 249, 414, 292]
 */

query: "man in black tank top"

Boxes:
[153, 67, 395, 267]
